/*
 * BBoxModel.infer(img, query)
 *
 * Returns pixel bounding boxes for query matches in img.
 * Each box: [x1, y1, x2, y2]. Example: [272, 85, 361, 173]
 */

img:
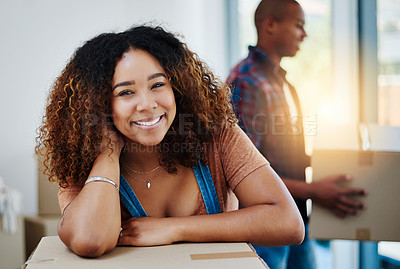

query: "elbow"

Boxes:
[284, 206, 305, 245]
[267, 216, 304, 247]
[59, 227, 117, 257]
[279, 206, 305, 246]
[70, 237, 112, 257]
[280, 199, 306, 245]
[272, 205, 305, 246]
[287, 217, 305, 245]
[253, 205, 305, 247]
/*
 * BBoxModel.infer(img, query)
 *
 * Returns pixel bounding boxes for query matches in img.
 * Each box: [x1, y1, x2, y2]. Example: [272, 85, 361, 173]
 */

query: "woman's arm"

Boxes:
[58, 135, 123, 257]
[117, 164, 304, 247]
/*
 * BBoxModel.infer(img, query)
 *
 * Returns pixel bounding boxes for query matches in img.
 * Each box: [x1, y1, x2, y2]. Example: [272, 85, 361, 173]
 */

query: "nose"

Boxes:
[136, 91, 157, 111]
[302, 28, 307, 39]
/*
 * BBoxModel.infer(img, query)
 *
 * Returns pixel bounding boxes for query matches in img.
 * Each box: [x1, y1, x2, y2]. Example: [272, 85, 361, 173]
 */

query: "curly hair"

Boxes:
[36, 25, 237, 188]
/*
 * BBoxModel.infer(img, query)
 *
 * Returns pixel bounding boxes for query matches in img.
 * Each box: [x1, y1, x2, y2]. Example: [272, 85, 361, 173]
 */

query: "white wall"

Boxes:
[0, 0, 229, 215]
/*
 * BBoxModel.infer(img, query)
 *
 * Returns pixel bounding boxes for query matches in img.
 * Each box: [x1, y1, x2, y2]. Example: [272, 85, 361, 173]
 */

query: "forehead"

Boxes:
[112, 49, 166, 86]
[114, 49, 164, 73]
[283, 3, 305, 23]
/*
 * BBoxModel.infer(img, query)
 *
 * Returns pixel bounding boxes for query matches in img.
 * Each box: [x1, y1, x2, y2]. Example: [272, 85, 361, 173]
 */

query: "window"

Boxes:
[376, 0, 400, 266]
[280, 0, 332, 154]
[377, 0, 400, 126]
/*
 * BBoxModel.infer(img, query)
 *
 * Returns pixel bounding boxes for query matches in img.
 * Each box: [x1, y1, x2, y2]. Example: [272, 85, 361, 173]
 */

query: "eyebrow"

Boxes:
[297, 18, 305, 24]
[149, 73, 166, 81]
[112, 73, 166, 91]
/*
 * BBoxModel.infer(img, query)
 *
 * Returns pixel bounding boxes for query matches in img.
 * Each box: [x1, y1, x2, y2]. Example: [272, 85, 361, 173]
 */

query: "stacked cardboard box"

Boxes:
[0, 214, 25, 269]
[24, 215, 60, 259]
[24, 156, 61, 259]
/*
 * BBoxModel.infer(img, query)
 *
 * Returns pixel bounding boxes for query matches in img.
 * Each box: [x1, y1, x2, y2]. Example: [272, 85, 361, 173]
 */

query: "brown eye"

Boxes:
[151, 83, 165, 90]
[119, 90, 134, 96]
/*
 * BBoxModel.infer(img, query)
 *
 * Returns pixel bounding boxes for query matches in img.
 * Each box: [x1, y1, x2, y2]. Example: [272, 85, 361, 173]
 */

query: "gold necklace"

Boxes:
[121, 159, 161, 174]
[121, 162, 163, 189]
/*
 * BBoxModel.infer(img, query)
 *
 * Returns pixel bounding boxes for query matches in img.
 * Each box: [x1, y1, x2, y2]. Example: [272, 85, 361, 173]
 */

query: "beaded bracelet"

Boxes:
[84, 176, 119, 190]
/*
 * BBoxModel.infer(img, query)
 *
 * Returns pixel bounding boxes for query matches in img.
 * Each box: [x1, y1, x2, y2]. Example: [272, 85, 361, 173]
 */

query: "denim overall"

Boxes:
[119, 160, 222, 217]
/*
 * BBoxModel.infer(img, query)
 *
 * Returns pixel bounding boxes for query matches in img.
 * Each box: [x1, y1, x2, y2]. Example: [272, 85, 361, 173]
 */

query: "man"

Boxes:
[226, 1, 366, 268]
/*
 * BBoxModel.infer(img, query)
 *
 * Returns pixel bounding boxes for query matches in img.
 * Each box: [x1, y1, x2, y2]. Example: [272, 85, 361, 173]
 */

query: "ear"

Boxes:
[263, 17, 278, 35]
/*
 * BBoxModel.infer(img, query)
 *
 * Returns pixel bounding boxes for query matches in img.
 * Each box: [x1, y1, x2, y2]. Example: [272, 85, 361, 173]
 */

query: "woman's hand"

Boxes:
[99, 127, 125, 157]
[117, 217, 181, 246]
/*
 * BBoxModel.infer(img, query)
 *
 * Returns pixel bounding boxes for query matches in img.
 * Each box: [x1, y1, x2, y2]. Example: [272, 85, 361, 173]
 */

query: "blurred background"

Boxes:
[0, 0, 399, 268]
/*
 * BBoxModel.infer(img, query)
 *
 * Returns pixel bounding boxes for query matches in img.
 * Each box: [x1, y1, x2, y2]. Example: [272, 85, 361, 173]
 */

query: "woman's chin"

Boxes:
[140, 141, 161, 147]
[121, 132, 166, 151]
[134, 139, 163, 148]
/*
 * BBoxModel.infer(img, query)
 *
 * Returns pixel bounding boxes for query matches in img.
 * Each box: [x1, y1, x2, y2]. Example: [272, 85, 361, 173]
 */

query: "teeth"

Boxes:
[134, 116, 162, 126]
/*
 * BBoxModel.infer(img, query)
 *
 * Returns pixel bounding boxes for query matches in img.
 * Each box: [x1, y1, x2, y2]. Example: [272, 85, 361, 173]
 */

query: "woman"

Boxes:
[36, 25, 304, 257]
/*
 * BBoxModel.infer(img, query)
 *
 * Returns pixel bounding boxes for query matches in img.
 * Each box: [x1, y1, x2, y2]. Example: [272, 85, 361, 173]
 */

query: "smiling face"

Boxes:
[111, 49, 176, 148]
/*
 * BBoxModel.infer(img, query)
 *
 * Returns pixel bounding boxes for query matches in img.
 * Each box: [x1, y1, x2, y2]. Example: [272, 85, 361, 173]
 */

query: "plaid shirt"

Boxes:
[227, 46, 310, 221]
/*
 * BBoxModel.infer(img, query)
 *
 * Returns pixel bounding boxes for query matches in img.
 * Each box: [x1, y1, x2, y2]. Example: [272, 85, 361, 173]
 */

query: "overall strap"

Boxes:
[193, 160, 222, 214]
[119, 174, 148, 217]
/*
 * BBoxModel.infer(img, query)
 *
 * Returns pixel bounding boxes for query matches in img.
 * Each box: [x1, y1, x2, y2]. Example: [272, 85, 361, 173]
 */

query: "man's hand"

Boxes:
[310, 175, 367, 218]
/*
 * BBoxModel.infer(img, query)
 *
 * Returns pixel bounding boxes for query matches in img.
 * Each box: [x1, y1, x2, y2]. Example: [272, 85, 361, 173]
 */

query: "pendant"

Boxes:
[147, 180, 151, 189]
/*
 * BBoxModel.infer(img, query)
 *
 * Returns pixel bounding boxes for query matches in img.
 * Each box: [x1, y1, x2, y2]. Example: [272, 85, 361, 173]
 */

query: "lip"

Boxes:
[131, 114, 165, 130]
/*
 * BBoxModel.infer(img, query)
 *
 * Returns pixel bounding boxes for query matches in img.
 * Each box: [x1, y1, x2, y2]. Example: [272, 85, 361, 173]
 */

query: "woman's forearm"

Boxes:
[58, 152, 121, 257]
[118, 203, 304, 247]
[175, 204, 304, 246]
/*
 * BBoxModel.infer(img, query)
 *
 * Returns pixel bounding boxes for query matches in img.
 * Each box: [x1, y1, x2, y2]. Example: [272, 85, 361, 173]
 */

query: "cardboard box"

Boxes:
[24, 216, 60, 259]
[23, 236, 268, 268]
[309, 149, 400, 242]
[37, 155, 61, 216]
[0, 214, 25, 269]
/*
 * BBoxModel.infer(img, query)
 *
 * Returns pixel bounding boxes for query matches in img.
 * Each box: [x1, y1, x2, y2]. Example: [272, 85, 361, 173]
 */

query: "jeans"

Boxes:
[253, 224, 317, 269]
